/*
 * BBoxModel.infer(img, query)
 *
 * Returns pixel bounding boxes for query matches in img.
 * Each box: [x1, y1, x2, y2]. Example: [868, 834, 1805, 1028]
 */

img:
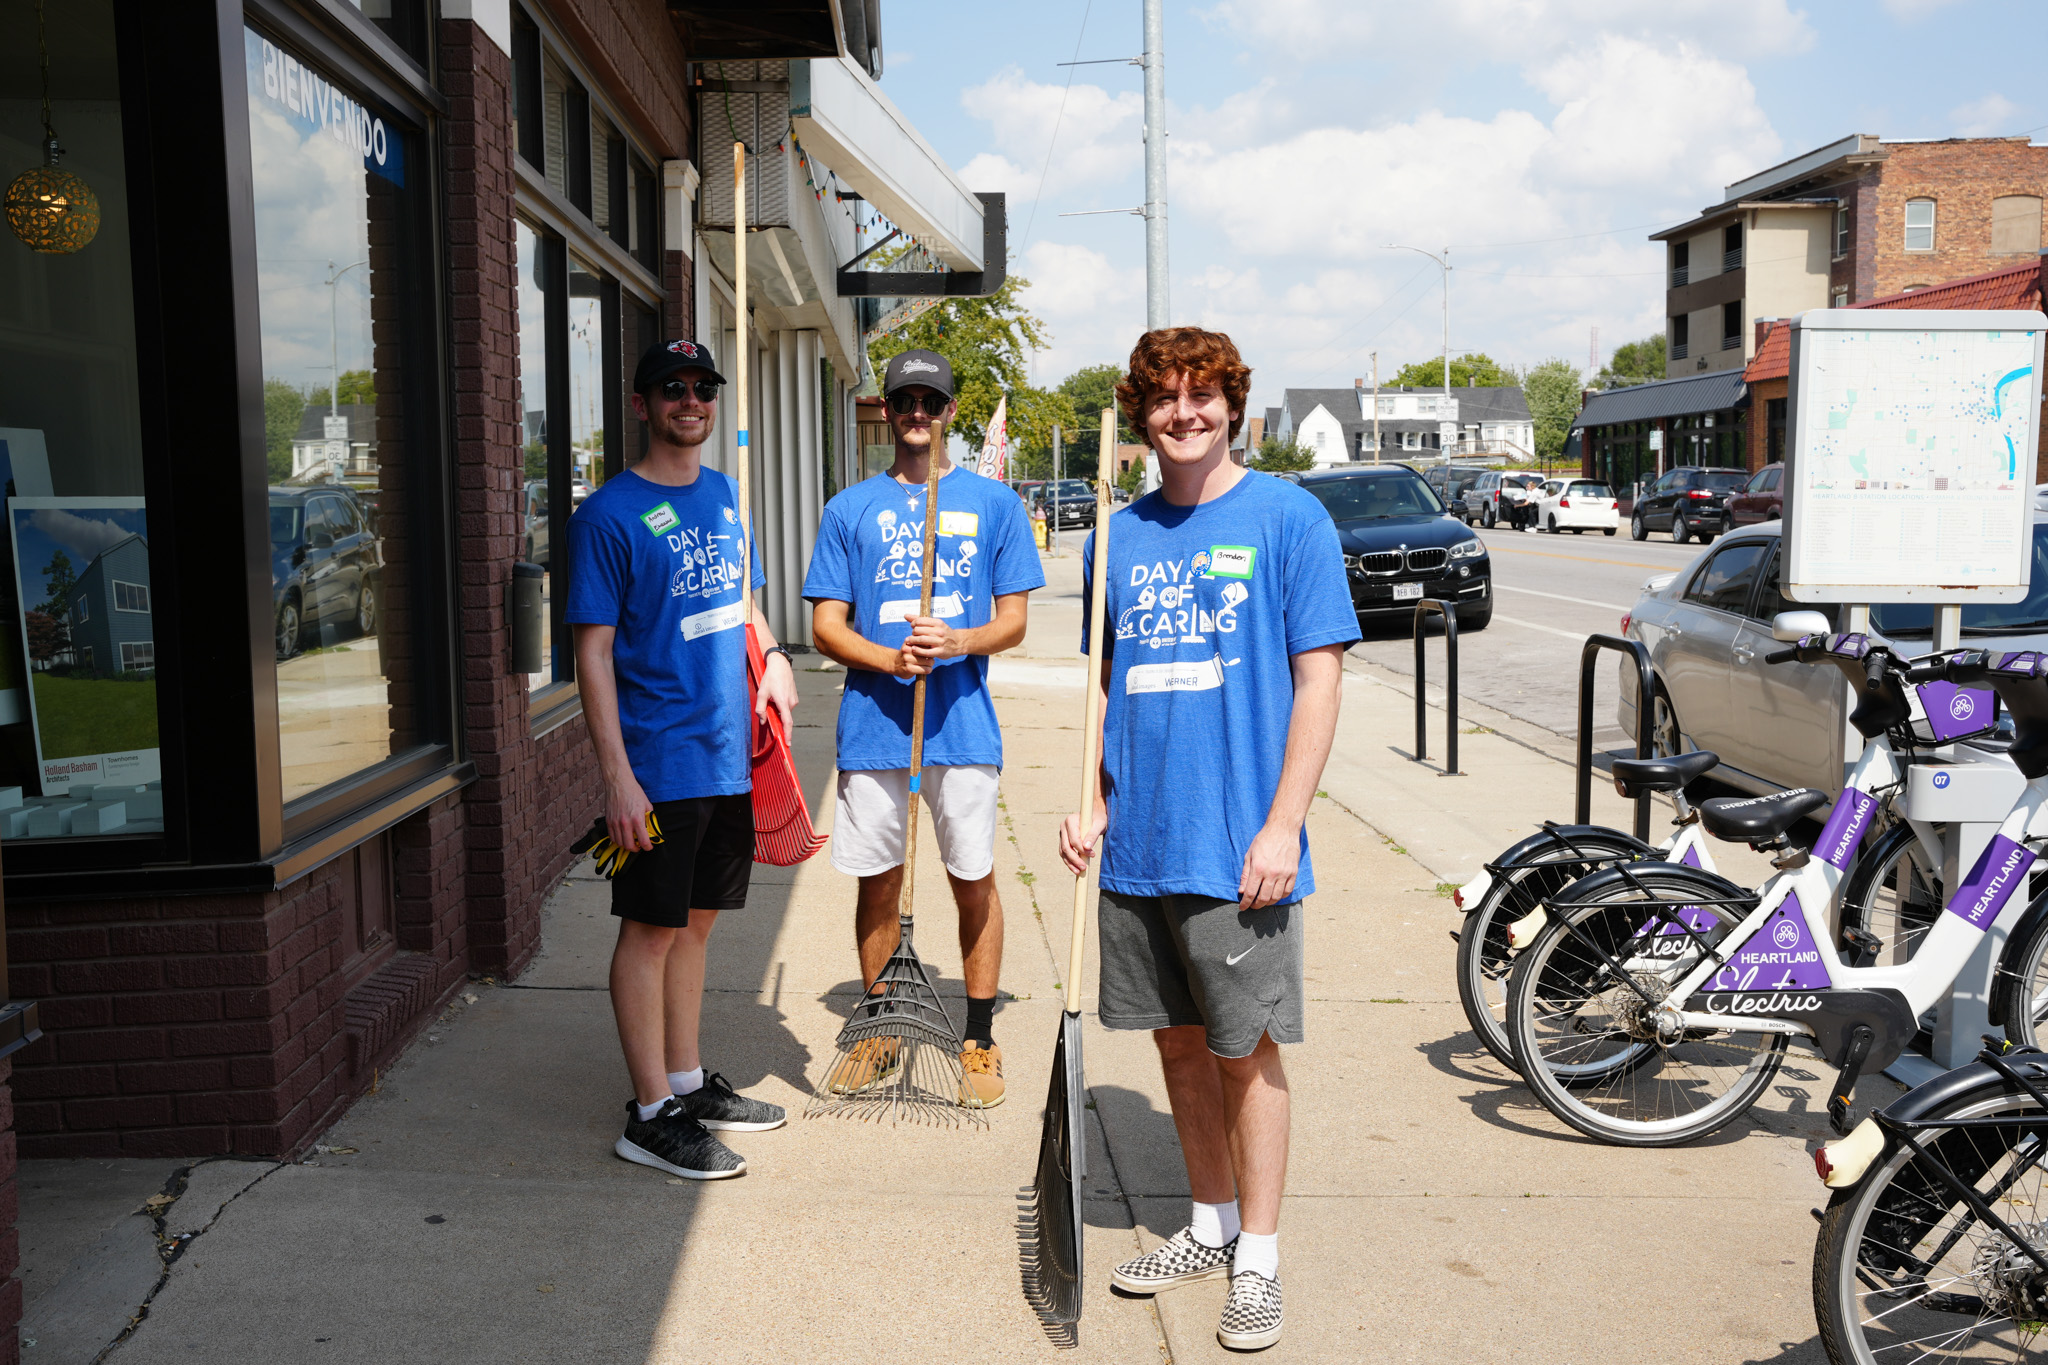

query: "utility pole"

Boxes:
[1053, 424, 1063, 554]
[1385, 244, 1451, 457]
[1141, 0, 1167, 496]
[1370, 351, 1380, 466]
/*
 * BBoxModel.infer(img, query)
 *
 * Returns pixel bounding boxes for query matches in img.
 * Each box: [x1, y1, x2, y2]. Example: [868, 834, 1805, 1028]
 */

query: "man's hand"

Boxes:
[1238, 823, 1301, 910]
[904, 616, 964, 664]
[891, 642, 931, 678]
[606, 772, 657, 853]
[755, 651, 798, 728]
[1058, 804, 1108, 876]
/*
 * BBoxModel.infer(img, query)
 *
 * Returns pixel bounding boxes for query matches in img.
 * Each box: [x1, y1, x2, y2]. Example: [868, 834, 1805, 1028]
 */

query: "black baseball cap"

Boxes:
[881, 349, 954, 400]
[634, 338, 728, 392]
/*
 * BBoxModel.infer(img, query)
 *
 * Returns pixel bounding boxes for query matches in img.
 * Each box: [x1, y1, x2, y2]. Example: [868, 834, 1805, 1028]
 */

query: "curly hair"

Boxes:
[1114, 327, 1253, 449]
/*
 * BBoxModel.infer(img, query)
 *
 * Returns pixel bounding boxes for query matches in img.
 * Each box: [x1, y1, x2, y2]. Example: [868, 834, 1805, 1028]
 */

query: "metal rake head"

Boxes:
[1022, 1011, 1083, 1336]
[805, 917, 986, 1128]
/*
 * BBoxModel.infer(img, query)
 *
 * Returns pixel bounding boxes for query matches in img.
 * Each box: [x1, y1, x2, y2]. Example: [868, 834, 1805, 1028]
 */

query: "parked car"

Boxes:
[570, 478, 593, 505]
[1425, 464, 1490, 525]
[522, 479, 549, 567]
[1014, 479, 1047, 510]
[1040, 478, 1096, 529]
[1617, 517, 2048, 796]
[1533, 477, 1619, 535]
[270, 485, 382, 661]
[1728, 462, 1784, 526]
[1470, 469, 1546, 529]
[1628, 465, 1748, 543]
[1298, 466, 1491, 630]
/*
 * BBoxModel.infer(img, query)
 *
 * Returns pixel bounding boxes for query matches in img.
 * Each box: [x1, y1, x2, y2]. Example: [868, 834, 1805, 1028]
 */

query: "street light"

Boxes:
[1384, 244, 1451, 453]
[324, 258, 369, 415]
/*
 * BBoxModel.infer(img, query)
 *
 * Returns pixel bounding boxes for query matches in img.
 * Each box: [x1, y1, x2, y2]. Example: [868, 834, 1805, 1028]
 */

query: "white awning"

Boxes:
[789, 57, 985, 271]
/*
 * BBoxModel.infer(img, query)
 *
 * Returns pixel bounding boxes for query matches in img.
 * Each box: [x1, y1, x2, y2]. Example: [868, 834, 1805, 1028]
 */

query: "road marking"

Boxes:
[1494, 584, 1632, 613]
[1490, 614, 1597, 642]
[1485, 541, 1689, 571]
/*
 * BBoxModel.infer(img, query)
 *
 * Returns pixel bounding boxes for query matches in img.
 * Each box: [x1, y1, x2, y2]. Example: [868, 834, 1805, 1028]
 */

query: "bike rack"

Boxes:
[1412, 598, 1462, 776]
[1576, 633, 1658, 843]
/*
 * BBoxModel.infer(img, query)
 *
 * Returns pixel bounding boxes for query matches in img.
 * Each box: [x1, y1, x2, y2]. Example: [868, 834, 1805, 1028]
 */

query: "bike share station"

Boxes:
[1781, 309, 2045, 1085]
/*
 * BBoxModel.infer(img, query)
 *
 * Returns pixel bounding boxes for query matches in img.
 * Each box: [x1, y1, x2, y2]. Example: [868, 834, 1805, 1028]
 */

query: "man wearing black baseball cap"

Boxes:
[802, 347, 1044, 1108]
[566, 337, 797, 1180]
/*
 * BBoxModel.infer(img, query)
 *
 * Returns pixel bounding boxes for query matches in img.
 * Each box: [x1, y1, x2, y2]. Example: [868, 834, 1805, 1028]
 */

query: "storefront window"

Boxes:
[516, 219, 562, 691]
[569, 255, 606, 490]
[244, 25, 428, 805]
[0, 0, 165, 839]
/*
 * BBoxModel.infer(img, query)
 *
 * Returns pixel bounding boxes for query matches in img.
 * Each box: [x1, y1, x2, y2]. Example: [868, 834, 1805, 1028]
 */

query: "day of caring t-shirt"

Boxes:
[564, 466, 767, 802]
[803, 467, 1045, 770]
[1082, 470, 1359, 902]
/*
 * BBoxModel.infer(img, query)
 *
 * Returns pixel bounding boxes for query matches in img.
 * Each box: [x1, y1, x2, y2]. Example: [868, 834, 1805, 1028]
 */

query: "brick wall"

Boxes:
[0, 1057, 17, 1365]
[546, 0, 691, 157]
[1869, 140, 2048, 299]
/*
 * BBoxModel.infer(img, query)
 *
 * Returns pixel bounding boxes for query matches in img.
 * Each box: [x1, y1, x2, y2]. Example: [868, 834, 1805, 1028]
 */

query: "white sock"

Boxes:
[1190, 1199, 1241, 1249]
[669, 1067, 705, 1097]
[1233, 1230, 1279, 1281]
[634, 1097, 669, 1123]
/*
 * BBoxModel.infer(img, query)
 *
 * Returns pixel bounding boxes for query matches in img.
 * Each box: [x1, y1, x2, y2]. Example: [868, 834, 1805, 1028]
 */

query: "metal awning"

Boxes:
[666, 1, 840, 62]
[1570, 370, 1748, 432]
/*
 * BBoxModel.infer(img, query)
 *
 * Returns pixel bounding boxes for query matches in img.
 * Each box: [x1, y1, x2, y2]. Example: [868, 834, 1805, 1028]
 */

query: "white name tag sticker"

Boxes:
[680, 600, 746, 640]
[937, 511, 979, 537]
[879, 594, 964, 625]
[1125, 656, 1225, 694]
[1206, 545, 1256, 578]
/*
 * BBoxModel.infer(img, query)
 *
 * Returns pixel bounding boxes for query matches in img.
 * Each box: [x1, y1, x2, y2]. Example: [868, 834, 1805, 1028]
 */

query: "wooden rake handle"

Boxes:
[898, 429, 944, 926]
[1065, 408, 1116, 1014]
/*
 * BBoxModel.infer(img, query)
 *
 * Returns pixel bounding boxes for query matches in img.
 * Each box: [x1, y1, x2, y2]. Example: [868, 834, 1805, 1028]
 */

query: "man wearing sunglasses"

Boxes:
[802, 348, 1044, 1108]
[566, 338, 798, 1181]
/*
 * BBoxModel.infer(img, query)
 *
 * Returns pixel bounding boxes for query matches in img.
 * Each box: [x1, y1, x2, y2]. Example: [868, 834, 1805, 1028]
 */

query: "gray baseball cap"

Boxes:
[881, 349, 954, 399]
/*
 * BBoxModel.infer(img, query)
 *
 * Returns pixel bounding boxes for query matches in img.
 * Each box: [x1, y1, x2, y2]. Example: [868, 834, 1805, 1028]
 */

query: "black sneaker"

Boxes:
[676, 1072, 786, 1132]
[614, 1098, 746, 1180]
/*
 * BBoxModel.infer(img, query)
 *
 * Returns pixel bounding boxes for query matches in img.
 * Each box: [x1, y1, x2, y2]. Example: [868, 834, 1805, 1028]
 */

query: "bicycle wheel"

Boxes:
[1816, 1087, 2048, 1364]
[1839, 822, 1945, 967]
[1506, 865, 1788, 1146]
[1993, 911, 2048, 1050]
[1455, 829, 1649, 1071]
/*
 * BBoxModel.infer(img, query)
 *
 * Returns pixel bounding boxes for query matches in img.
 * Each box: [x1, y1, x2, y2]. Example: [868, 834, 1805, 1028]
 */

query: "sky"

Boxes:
[869, 0, 2046, 413]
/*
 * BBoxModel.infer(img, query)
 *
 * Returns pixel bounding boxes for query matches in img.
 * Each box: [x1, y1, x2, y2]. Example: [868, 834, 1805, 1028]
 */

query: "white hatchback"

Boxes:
[1534, 477, 1619, 535]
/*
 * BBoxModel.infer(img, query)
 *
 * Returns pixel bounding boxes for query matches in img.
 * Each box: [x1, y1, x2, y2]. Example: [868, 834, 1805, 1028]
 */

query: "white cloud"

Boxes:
[30, 509, 131, 562]
[1199, 0, 1813, 61]
[957, 152, 1033, 202]
[958, 69, 1142, 198]
[1951, 92, 2021, 138]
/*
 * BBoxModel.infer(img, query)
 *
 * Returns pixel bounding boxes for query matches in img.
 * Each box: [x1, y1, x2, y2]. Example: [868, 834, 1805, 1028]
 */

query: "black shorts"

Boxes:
[610, 794, 753, 929]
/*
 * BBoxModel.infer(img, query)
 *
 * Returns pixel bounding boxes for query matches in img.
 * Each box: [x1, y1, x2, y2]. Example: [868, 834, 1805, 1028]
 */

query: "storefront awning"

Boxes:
[789, 57, 985, 272]
[1570, 369, 1748, 432]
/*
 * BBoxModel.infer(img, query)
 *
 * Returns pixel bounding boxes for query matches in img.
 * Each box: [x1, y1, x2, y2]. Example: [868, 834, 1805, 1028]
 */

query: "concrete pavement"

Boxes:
[21, 548, 1875, 1363]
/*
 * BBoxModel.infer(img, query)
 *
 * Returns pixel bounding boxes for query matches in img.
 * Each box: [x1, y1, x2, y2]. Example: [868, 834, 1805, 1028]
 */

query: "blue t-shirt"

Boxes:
[803, 467, 1045, 770]
[1082, 471, 1359, 902]
[564, 466, 767, 802]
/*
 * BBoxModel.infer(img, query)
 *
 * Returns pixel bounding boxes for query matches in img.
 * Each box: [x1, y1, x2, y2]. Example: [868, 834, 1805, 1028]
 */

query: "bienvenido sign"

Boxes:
[244, 30, 407, 188]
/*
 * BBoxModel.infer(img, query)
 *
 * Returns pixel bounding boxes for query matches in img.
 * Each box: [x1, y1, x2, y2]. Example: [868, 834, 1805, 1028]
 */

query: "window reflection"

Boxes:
[245, 26, 419, 804]
[568, 256, 604, 494]
[516, 220, 559, 690]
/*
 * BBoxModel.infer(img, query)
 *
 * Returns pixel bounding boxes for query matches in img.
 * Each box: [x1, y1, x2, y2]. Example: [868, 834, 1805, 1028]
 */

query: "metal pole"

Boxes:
[329, 260, 340, 418]
[1442, 246, 1451, 422]
[1053, 424, 1062, 555]
[1142, 0, 1167, 331]
[1371, 351, 1380, 465]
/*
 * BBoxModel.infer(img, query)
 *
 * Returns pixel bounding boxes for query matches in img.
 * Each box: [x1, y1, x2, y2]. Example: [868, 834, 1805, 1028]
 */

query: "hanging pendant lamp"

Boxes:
[5, 0, 100, 256]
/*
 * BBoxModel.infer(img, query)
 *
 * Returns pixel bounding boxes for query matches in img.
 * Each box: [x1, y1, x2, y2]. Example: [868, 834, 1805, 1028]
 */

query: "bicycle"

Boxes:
[1812, 1037, 2048, 1363]
[1504, 637, 2042, 1147]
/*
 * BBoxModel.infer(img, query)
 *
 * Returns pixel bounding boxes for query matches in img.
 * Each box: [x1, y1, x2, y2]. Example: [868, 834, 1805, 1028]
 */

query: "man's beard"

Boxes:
[657, 410, 711, 446]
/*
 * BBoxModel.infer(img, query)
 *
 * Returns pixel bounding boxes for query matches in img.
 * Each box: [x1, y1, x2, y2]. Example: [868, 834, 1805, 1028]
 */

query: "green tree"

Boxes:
[1249, 436, 1316, 473]
[304, 369, 377, 410]
[1387, 352, 1520, 390]
[1596, 335, 1666, 389]
[524, 442, 548, 482]
[1116, 457, 1144, 497]
[262, 377, 307, 482]
[867, 274, 1077, 461]
[1522, 358, 1584, 467]
[35, 549, 76, 620]
[1050, 363, 1139, 480]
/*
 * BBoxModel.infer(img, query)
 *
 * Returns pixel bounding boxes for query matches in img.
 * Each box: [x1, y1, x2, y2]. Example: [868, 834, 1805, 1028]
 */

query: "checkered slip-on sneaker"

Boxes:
[1109, 1228, 1237, 1294]
[1217, 1270, 1283, 1351]
[614, 1098, 746, 1180]
[678, 1072, 786, 1132]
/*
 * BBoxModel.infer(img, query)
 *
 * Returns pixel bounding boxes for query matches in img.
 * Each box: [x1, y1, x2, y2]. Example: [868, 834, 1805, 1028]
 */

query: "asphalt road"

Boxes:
[1348, 520, 1716, 745]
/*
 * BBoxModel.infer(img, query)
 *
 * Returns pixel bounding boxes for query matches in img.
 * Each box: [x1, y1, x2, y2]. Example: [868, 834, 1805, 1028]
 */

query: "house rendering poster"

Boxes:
[0, 433, 53, 728]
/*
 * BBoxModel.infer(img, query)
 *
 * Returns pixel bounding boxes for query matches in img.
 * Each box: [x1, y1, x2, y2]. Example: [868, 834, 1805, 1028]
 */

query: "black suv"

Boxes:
[1425, 464, 1489, 526]
[1629, 466, 1748, 544]
[1039, 478, 1097, 530]
[270, 485, 382, 660]
[1298, 466, 1491, 629]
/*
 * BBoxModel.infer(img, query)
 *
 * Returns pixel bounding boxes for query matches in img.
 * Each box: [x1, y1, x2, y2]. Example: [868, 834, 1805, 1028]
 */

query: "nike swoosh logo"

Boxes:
[1225, 946, 1257, 966]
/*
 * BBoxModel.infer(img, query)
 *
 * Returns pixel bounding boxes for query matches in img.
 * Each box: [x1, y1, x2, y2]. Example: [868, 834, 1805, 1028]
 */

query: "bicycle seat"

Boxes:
[1699, 787, 1830, 843]
[1609, 750, 1718, 797]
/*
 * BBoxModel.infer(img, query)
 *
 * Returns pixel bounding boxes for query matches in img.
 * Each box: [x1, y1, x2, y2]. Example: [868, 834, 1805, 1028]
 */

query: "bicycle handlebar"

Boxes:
[1764, 647, 1798, 665]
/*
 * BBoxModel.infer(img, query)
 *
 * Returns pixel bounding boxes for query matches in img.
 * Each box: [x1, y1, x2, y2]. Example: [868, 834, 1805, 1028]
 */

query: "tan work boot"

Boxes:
[825, 1036, 901, 1095]
[959, 1041, 1005, 1108]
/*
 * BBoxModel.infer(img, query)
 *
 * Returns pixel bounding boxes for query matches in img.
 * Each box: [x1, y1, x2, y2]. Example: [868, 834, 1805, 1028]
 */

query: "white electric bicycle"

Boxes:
[1505, 635, 2048, 1147]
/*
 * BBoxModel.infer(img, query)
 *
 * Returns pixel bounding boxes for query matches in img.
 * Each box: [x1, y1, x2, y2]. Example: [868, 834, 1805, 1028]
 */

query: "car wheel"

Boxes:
[1603, 527, 1616, 536]
[1630, 511, 1646, 541]
[1458, 595, 1492, 631]
[1572, 528, 1585, 535]
[1672, 518, 1691, 545]
[1546, 514, 1559, 534]
[276, 596, 302, 662]
[1482, 504, 1496, 529]
[1650, 685, 1683, 759]
[1765, 509, 1779, 521]
[356, 581, 377, 637]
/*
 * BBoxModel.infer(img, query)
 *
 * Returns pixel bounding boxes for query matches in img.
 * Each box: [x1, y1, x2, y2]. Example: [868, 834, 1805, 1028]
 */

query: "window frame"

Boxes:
[1904, 198, 1936, 253]
[113, 580, 151, 614]
[1833, 206, 1849, 259]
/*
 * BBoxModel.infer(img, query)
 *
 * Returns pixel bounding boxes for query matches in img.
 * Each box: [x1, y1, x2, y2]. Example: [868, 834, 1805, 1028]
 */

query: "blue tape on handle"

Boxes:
[908, 774, 921, 793]
[737, 431, 749, 446]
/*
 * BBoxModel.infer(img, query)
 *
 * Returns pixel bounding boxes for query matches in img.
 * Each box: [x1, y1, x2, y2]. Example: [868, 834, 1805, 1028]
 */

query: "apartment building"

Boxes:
[1652, 134, 2047, 379]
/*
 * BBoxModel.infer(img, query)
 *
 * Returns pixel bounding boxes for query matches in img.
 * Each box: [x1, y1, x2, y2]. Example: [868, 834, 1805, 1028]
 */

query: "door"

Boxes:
[1660, 538, 1770, 759]
[1729, 468, 1769, 525]
[329, 495, 369, 621]
[1641, 469, 1683, 530]
[1731, 544, 1843, 791]
[302, 497, 343, 622]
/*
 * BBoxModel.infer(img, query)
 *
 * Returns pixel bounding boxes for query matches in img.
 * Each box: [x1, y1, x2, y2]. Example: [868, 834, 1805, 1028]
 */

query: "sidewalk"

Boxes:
[20, 553, 1861, 1362]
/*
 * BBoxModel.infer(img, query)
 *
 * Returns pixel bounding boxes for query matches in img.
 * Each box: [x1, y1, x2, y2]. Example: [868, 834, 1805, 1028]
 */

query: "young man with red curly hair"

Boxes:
[1060, 327, 1356, 1351]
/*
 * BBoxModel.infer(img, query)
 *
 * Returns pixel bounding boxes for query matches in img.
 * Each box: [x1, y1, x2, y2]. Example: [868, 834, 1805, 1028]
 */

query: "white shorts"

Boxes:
[831, 764, 1001, 880]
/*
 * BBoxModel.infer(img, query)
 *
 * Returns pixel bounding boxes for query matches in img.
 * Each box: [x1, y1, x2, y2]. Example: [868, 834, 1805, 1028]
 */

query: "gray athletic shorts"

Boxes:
[1096, 890, 1304, 1058]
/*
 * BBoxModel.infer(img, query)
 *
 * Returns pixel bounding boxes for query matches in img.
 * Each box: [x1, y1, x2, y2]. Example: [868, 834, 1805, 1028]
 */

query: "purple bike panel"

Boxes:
[1815, 788, 1878, 870]
[1946, 835, 2036, 931]
[1917, 681, 1995, 742]
[1680, 844, 1703, 869]
[1713, 893, 1832, 991]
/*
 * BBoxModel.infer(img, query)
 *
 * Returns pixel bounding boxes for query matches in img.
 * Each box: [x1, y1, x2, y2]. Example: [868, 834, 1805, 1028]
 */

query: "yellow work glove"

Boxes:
[570, 812, 663, 879]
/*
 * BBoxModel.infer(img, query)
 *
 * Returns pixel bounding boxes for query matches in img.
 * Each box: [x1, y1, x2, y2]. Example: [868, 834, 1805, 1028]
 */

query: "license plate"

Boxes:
[1393, 582, 1424, 602]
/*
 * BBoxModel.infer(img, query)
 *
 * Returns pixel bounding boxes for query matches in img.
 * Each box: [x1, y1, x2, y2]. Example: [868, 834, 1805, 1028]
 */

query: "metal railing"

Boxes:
[1670, 267, 1688, 288]
[1670, 341, 1689, 360]
[1723, 248, 1743, 271]
[1576, 633, 1658, 841]
[1441, 438, 1535, 462]
[1412, 598, 1462, 776]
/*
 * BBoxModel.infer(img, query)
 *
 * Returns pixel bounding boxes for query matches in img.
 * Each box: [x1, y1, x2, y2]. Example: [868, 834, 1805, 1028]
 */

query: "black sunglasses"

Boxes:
[659, 378, 722, 403]
[887, 391, 948, 416]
